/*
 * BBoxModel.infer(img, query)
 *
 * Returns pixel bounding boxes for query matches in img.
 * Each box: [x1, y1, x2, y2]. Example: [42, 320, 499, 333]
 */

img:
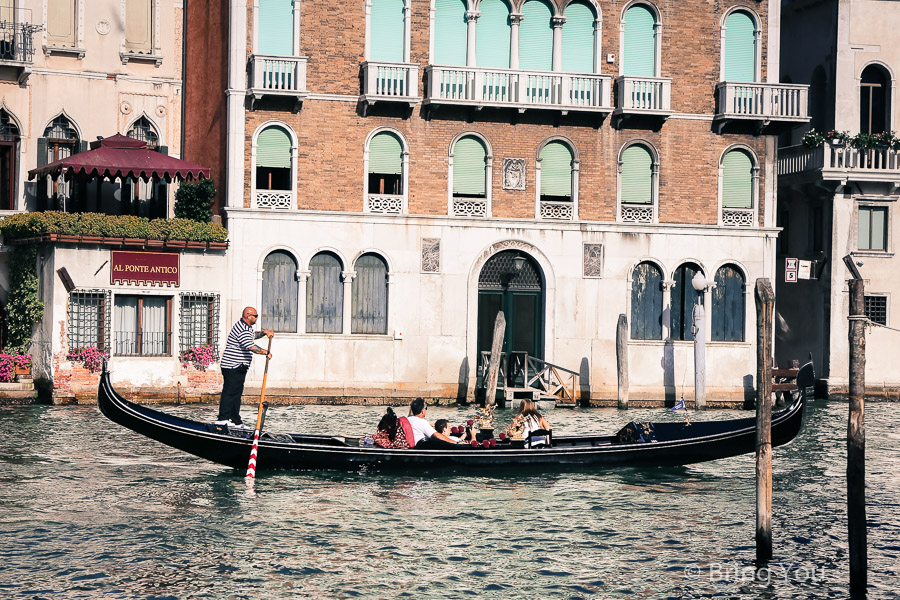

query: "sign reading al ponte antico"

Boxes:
[111, 251, 180, 287]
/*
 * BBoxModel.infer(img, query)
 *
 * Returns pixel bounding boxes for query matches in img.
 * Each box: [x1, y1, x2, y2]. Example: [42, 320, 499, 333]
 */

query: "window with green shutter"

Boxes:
[540, 141, 573, 199]
[257, 0, 294, 56]
[476, 0, 511, 69]
[371, 0, 405, 63]
[434, 0, 467, 66]
[623, 4, 656, 77]
[519, 0, 553, 72]
[721, 149, 753, 209]
[368, 132, 404, 194]
[562, 1, 595, 73]
[620, 144, 653, 204]
[724, 11, 756, 82]
[453, 136, 487, 196]
[256, 126, 292, 190]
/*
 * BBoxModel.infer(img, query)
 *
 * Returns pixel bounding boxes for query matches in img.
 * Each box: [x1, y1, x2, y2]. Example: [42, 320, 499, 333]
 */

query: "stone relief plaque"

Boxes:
[422, 238, 441, 273]
[502, 158, 526, 190]
[583, 243, 603, 278]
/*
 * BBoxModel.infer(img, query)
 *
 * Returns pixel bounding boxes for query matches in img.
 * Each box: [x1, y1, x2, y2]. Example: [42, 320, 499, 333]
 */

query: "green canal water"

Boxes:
[1, 399, 898, 599]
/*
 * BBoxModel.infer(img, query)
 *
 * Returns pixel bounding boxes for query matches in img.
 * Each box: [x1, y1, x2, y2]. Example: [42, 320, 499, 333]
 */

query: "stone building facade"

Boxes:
[185, 0, 808, 404]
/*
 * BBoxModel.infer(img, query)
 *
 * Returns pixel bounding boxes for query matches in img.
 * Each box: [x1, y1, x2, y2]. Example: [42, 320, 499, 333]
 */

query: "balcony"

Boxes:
[451, 197, 487, 218]
[366, 194, 404, 214]
[715, 82, 809, 129]
[0, 13, 37, 83]
[424, 65, 612, 115]
[360, 61, 420, 110]
[779, 144, 900, 186]
[248, 55, 309, 110]
[254, 190, 293, 210]
[539, 200, 574, 220]
[613, 76, 672, 119]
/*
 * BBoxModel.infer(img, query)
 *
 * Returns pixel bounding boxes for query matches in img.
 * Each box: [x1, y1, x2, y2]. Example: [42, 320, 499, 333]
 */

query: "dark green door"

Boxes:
[477, 251, 543, 359]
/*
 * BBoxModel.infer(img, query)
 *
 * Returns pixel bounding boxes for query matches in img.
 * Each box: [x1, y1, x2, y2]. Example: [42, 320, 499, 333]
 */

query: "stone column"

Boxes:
[466, 10, 479, 67]
[296, 270, 310, 335]
[341, 271, 356, 335]
[551, 16, 566, 72]
[509, 13, 523, 70]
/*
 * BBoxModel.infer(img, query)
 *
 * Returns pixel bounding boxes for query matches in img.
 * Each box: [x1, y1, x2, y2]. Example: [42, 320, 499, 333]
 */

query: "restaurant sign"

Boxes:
[111, 251, 180, 287]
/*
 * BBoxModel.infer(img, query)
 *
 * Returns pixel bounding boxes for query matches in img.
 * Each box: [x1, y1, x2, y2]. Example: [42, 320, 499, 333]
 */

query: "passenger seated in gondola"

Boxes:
[406, 398, 465, 449]
[370, 407, 410, 449]
[434, 419, 471, 445]
[518, 399, 552, 448]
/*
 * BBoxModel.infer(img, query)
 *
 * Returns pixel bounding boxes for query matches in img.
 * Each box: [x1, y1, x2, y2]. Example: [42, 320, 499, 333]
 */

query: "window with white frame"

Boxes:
[630, 261, 662, 340]
[865, 295, 887, 326]
[69, 290, 110, 351]
[46, 0, 78, 48]
[0, 109, 19, 211]
[562, 1, 597, 74]
[711, 264, 745, 342]
[124, 0, 155, 55]
[452, 135, 488, 216]
[257, 0, 295, 56]
[352, 253, 389, 334]
[370, 0, 406, 62]
[307, 252, 344, 334]
[433, 0, 467, 66]
[254, 125, 294, 209]
[179, 293, 220, 354]
[519, 0, 553, 71]
[670, 263, 704, 342]
[113, 295, 172, 356]
[366, 130, 405, 213]
[720, 148, 756, 226]
[476, 0, 511, 69]
[723, 10, 757, 82]
[859, 205, 888, 251]
[618, 142, 656, 223]
[261, 251, 299, 333]
[622, 3, 658, 77]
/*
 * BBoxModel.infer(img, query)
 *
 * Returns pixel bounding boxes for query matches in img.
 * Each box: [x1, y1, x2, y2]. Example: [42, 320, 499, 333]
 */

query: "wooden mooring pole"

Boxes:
[484, 311, 506, 407]
[754, 278, 775, 563]
[616, 314, 629, 409]
[847, 275, 868, 592]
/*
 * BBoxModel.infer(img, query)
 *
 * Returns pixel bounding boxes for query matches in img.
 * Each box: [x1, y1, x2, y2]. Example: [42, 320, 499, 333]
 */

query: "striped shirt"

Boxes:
[220, 319, 263, 369]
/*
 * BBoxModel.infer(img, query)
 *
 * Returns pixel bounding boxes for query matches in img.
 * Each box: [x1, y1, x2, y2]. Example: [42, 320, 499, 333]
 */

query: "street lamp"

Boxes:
[691, 271, 707, 410]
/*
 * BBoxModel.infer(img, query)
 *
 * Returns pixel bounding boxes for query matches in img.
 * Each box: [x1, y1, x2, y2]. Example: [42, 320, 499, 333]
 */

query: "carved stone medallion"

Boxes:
[502, 158, 526, 190]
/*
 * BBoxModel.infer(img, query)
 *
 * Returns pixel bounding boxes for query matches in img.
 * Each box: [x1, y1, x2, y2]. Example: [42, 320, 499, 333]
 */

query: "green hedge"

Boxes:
[0, 212, 229, 243]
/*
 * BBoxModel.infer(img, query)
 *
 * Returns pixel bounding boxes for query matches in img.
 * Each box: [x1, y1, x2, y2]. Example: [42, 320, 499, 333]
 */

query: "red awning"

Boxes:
[28, 134, 210, 182]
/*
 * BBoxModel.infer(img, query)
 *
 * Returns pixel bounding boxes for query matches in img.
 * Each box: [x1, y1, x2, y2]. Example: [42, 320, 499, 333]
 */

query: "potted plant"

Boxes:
[179, 345, 216, 371]
[824, 130, 850, 147]
[801, 129, 824, 148]
[0, 353, 32, 383]
[66, 346, 108, 373]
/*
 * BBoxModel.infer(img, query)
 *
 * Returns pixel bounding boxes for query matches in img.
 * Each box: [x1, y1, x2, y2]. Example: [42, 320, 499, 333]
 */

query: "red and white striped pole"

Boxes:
[246, 336, 273, 481]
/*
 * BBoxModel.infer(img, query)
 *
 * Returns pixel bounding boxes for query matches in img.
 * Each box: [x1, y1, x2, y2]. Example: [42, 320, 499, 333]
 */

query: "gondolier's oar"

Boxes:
[246, 335, 273, 481]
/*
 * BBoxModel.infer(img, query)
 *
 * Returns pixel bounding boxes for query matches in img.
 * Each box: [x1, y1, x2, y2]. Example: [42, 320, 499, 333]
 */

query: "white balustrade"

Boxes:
[620, 204, 654, 223]
[716, 82, 809, 121]
[426, 65, 612, 112]
[615, 76, 672, 113]
[249, 55, 308, 95]
[539, 200, 574, 220]
[362, 62, 419, 99]
[366, 194, 404, 214]
[452, 197, 487, 217]
[721, 208, 754, 227]
[779, 144, 900, 180]
[255, 190, 293, 209]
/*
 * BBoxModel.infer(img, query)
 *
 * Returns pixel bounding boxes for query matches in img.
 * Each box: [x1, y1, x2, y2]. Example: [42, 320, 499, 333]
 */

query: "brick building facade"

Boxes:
[185, 0, 807, 404]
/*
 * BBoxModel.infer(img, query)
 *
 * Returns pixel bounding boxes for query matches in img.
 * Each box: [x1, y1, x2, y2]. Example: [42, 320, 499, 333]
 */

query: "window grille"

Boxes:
[865, 295, 887, 326]
[68, 290, 110, 351]
[179, 293, 220, 354]
[127, 116, 159, 148]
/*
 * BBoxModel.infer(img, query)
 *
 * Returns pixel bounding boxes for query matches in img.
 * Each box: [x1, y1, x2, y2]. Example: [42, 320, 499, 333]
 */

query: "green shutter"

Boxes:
[434, 0, 467, 66]
[369, 132, 403, 175]
[540, 141, 572, 197]
[257, 126, 292, 168]
[519, 0, 553, 71]
[722, 150, 753, 209]
[453, 136, 487, 195]
[257, 0, 293, 56]
[371, 0, 404, 63]
[623, 5, 655, 77]
[621, 144, 653, 204]
[476, 0, 510, 69]
[724, 11, 756, 82]
[36, 137, 48, 167]
[562, 1, 594, 73]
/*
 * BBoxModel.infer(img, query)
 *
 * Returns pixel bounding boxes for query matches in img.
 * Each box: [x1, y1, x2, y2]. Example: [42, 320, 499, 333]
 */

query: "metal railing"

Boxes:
[478, 351, 578, 403]
[426, 65, 612, 112]
[362, 61, 419, 99]
[0, 8, 37, 65]
[249, 54, 308, 95]
[114, 331, 172, 357]
[615, 76, 672, 113]
[779, 144, 900, 178]
[716, 82, 809, 121]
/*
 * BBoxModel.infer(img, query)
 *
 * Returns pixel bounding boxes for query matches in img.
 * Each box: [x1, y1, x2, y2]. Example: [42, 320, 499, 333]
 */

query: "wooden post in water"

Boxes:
[617, 314, 629, 409]
[754, 278, 775, 563]
[847, 273, 868, 592]
[484, 311, 506, 407]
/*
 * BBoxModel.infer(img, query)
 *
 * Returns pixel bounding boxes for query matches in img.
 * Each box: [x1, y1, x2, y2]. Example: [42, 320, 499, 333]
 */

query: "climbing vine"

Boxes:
[5, 246, 44, 354]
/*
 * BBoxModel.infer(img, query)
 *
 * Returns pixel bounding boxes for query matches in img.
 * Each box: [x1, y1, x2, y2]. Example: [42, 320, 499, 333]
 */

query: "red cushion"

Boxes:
[397, 417, 415, 449]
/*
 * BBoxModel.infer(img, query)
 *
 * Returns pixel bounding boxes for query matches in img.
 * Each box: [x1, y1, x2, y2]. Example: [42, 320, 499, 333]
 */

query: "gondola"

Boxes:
[97, 362, 813, 472]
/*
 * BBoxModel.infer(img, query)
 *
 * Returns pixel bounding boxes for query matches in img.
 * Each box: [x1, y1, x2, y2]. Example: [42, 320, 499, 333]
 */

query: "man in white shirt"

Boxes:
[406, 397, 436, 446]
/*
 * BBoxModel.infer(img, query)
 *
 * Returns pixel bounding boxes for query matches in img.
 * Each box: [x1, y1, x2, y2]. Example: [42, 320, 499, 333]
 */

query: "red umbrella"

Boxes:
[28, 134, 210, 182]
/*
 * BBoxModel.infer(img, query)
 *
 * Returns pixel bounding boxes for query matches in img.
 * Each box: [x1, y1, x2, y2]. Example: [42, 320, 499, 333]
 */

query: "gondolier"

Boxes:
[216, 307, 273, 428]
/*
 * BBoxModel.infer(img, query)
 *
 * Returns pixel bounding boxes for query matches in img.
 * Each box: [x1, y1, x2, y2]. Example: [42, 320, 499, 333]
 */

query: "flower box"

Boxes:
[165, 240, 187, 249]
[15, 364, 31, 379]
[186, 241, 207, 249]
[123, 237, 144, 246]
[207, 241, 228, 250]
[146, 239, 165, 248]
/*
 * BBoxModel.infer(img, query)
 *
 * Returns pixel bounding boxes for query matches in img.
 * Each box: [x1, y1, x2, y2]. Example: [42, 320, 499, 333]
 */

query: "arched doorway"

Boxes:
[477, 250, 544, 360]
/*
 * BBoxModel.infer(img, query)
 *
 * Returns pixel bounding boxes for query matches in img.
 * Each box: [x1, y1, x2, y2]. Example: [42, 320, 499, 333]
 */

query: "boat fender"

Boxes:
[397, 417, 415, 449]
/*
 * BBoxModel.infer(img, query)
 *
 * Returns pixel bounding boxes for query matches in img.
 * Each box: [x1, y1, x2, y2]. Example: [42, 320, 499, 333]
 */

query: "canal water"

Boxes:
[1, 399, 898, 599]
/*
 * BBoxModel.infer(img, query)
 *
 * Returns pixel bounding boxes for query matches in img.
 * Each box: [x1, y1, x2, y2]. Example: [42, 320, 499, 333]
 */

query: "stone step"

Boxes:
[0, 381, 35, 391]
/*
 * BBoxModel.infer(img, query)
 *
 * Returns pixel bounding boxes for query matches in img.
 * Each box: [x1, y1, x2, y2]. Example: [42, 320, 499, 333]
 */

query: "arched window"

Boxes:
[712, 264, 745, 342]
[371, 0, 405, 63]
[723, 10, 757, 82]
[307, 252, 344, 334]
[0, 109, 20, 211]
[477, 0, 511, 69]
[452, 135, 487, 198]
[860, 64, 890, 134]
[519, 0, 553, 71]
[254, 124, 295, 209]
[619, 143, 655, 222]
[261, 251, 299, 333]
[434, 0, 467, 66]
[721, 148, 755, 225]
[562, 1, 596, 73]
[671, 263, 703, 341]
[630, 261, 662, 340]
[623, 4, 657, 77]
[540, 140, 573, 201]
[38, 115, 81, 212]
[257, 0, 294, 55]
[352, 253, 389, 334]
[127, 116, 160, 148]
[367, 131, 405, 213]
